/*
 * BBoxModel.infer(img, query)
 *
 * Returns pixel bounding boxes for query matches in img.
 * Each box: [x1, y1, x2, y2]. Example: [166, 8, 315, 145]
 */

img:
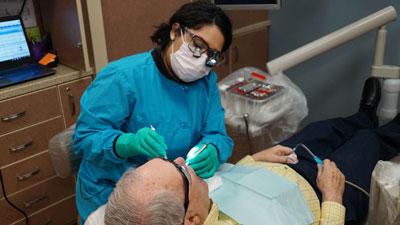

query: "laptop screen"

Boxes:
[0, 19, 31, 63]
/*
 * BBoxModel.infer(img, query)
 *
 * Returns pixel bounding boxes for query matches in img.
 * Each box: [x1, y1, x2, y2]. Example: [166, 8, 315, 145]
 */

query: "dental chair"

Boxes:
[49, 7, 400, 221]
[48, 123, 399, 225]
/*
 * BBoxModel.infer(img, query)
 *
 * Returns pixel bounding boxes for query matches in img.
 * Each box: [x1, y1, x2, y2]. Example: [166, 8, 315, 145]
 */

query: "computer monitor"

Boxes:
[212, 0, 281, 10]
[0, 16, 32, 66]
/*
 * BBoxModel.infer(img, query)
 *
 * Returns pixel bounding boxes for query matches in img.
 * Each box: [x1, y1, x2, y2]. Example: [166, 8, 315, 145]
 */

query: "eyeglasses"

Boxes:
[184, 27, 225, 67]
[158, 158, 192, 213]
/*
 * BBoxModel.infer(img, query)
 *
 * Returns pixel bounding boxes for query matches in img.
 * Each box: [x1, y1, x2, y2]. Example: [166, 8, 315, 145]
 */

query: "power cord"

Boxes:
[345, 180, 370, 198]
[0, 169, 29, 225]
[19, 0, 27, 16]
[243, 113, 253, 154]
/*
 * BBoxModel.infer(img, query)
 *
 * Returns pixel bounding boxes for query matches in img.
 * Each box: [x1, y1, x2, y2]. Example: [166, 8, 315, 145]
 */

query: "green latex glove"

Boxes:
[187, 144, 219, 179]
[115, 127, 167, 159]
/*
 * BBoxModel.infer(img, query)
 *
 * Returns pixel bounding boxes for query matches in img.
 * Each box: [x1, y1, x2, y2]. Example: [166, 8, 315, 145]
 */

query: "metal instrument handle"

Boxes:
[66, 87, 76, 116]
[1, 111, 26, 122]
[23, 195, 47, 208]
[17, 168, 40, 181]
[9, 140, 33, 153]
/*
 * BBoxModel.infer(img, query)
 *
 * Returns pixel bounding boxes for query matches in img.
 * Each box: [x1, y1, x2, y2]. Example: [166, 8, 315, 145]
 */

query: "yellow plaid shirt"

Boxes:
[202, 156, 345, 225]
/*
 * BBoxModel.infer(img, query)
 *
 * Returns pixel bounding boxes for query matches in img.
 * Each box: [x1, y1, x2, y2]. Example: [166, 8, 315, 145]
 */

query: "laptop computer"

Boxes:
[0, 16, 55, 89]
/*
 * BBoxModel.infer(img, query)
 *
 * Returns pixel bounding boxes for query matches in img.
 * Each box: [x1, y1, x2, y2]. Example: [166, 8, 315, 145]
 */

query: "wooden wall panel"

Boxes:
[101, 0, 190, 61]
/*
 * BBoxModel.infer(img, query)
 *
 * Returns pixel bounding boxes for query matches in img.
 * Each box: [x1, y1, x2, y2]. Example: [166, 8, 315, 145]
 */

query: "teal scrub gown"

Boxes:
[73, 50, 233, 222]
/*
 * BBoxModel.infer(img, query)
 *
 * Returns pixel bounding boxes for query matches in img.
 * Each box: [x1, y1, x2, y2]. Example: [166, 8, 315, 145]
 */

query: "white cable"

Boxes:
[345, 180, 370, 198]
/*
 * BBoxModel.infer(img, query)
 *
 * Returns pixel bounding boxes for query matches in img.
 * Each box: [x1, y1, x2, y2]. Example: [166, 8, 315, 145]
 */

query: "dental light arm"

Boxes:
[266, 6, 400, 120]
[266, 6, 397, 75]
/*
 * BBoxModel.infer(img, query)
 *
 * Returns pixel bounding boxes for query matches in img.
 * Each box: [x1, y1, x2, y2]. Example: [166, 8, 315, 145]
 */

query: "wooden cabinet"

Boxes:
[0, 78, 90, 225]
[0, 88, 61, 136]
[0, 118, 64, 168]
[230, 28, 268, 72]
[11, 196, 77, 225]
[0, 0, 92, 224]
[7, 178, 75, 216]
[35, 0, 92, 72]
[214, 10, 269, 81]
[0, 199, 23, 225]
[86, 2, 269, 76]
[100, 0, 190, 61]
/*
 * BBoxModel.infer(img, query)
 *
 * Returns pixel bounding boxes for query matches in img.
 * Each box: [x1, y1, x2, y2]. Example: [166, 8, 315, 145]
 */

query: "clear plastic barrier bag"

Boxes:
[48, 125, 80, 178]
[218, 67, 308, 149]
[366, 159, 400, 225]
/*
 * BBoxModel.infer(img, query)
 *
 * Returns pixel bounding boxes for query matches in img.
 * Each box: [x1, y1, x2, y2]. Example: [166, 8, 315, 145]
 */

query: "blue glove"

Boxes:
[187, 144, 219, 179]
[115, 127, 167, 159]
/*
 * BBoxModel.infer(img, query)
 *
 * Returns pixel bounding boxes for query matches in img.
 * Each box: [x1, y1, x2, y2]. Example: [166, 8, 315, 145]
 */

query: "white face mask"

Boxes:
[170, 30, 212, 83]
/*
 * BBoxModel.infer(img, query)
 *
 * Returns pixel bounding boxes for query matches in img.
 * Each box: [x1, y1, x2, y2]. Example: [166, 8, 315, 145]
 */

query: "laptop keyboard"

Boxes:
[1, 64, 45, 79]
[0, 64, 55, 88]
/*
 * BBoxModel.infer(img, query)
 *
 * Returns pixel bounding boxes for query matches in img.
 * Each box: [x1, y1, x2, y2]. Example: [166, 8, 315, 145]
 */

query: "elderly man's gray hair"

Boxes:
[104, 168, 185, 225]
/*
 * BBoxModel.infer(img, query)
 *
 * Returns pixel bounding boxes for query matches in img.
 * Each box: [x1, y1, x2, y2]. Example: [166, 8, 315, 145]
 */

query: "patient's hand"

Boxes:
[316, 159, 345, 204]
[252, 145, 295, 164]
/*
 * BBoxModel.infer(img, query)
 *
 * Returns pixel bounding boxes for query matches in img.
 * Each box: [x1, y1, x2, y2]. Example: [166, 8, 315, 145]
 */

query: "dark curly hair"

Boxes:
[151, 1, 232, 52]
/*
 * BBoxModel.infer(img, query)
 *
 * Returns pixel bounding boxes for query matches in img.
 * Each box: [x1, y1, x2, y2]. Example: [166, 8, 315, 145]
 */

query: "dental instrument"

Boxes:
[149, 125, 168, 159]
[293, 143, 370, 198]
[185, 144, 208, 165]
[293, 143, 324, 165]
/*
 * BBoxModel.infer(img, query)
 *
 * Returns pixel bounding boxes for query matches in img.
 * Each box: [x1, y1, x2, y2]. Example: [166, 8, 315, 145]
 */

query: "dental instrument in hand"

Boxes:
[185, 144, 208, 165]
[293, 143, 369, 198]
[293, 143, 324, 165]
[150, 125, 168, 159]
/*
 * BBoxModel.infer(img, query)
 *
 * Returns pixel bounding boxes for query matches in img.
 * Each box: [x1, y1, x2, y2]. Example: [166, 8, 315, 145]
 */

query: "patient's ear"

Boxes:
[184, 213, 202, 225]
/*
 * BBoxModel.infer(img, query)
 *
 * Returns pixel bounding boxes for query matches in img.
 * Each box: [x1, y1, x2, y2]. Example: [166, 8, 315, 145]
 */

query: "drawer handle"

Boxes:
[23, 195, 47, 208]
[17, 168, 40, 181]
[68, 93, 76, 116]
[1, 111, 26, 122]
[9, 140, 33, 153]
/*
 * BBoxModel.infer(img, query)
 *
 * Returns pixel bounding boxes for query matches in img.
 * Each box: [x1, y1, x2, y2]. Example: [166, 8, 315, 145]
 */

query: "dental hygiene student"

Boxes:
[73, 1, 233, 222]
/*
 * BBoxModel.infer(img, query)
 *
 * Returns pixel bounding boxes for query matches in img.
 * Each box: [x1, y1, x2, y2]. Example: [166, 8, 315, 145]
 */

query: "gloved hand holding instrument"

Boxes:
[115, 127, 167, 159]
[186, 143, 220, 179]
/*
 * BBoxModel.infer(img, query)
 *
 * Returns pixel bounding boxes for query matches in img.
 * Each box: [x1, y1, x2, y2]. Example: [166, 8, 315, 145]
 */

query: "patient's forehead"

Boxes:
[136, 158, 182, 192]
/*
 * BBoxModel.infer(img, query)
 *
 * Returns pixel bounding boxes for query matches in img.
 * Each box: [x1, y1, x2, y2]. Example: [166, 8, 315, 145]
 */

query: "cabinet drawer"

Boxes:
[0, 118, 64, 167]
[7, 177, 75, 219]
[12, 195, 77, 225]
[1, 152, 56, 195]
[0, 88, 61, 136]
[0, 198, 24, 224]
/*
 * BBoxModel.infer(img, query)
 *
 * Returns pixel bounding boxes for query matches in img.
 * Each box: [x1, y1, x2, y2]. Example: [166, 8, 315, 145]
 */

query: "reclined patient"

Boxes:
[86, 78, 400, 225]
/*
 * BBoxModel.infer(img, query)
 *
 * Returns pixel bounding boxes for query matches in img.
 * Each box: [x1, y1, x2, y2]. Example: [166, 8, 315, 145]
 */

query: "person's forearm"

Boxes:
[251, 151, 264, 161]
[319, 201, 345, 225]
[322, 194, 343, 205]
